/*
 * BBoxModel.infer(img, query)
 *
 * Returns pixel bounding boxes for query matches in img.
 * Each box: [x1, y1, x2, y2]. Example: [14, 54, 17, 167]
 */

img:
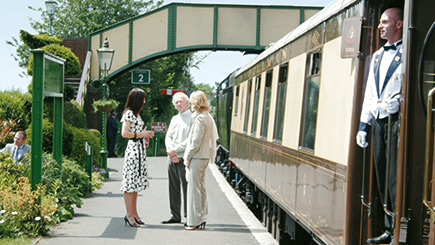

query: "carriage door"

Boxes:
[420, 21, 435, 244]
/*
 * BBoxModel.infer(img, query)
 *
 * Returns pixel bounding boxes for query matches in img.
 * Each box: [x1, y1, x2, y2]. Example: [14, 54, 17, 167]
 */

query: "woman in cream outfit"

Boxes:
[184, 91, 218, 230]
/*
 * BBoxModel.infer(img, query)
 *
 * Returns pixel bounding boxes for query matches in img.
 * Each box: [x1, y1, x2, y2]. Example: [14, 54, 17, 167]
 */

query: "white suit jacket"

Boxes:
[184, 111, 218, 162]
[359, 43, 403, 132]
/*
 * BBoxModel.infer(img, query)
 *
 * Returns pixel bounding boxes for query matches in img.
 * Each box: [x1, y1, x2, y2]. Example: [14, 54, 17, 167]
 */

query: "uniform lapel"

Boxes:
[380, 49, 402, 95]
[373, 52, 383, 98]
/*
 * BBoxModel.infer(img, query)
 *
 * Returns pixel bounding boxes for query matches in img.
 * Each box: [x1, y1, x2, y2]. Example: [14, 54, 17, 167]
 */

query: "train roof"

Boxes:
[235, 0, 359, 77]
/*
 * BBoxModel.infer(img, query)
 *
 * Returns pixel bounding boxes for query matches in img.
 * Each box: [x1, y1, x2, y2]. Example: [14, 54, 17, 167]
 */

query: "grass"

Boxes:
[0, 237, 33, 245]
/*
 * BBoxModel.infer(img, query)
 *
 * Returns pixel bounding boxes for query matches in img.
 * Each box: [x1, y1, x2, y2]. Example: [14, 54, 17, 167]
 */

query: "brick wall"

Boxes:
[61, 37, 88, 71]
[62, 37, 102, 132]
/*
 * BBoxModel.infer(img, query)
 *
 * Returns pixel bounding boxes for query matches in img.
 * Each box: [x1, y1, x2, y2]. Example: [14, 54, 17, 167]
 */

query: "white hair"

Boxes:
[172, 92, 189, 106]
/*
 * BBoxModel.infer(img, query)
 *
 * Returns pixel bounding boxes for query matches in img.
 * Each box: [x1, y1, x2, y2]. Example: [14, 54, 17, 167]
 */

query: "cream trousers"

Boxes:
[186, 158, 209, 226]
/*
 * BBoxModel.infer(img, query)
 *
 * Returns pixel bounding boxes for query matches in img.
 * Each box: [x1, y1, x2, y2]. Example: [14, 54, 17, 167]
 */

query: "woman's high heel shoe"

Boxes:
[134, 217, 145, 225]
[184, 221, 206, 230]
[124, 216, 140, 227]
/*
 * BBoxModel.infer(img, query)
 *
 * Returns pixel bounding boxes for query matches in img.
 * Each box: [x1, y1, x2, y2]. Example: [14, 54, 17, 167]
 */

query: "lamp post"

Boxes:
[45, 0, 57, 35]
[97, 36, 115, 176]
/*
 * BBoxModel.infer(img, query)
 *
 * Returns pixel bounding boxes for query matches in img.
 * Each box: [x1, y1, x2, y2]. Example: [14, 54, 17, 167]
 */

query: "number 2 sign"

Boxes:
[131, 69, 150, 84]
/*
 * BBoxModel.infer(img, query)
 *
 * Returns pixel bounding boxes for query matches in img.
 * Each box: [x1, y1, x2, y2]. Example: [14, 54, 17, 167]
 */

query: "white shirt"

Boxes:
[379, 41, 401, 91]
[165, 109, 192, 157]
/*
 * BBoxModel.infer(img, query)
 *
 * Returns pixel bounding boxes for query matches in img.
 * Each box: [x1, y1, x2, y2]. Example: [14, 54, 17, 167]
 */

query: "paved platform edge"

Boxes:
[208, 163, 278, 245]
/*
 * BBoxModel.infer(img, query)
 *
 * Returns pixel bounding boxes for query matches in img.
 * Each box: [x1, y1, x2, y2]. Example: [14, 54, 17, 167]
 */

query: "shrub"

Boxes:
[26, 120, 100, 166]
[70, 127, 101, 168]
[0, 152, 103, 238]
[27, 44, 81, 77]
[64, 84, 76, 102]
[64, 100, 87, 129]
[0, 90, 32, 131]
[0, 177, 56, 238]
[19, 30, 63, 50]
[26, 119, 73, 157]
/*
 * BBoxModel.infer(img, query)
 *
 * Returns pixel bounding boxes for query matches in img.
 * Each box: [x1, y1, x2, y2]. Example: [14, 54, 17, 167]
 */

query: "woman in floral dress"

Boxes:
[120, 88, 154, 227]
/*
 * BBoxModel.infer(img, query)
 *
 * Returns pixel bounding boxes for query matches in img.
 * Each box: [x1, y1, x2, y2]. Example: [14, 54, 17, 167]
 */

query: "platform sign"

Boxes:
[131, 69, 150, 84]
[31, 49, 65, 190]
[151, 122, 166, 132]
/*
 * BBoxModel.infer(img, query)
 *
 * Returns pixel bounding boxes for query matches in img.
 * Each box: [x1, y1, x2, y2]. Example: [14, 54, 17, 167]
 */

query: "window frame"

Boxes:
[244, 79, 252, 133]
[273, 63, 289, 142]
[260, 70, 273, 138]
[251, 75, 261, 135]
[299, 50, 322, 152]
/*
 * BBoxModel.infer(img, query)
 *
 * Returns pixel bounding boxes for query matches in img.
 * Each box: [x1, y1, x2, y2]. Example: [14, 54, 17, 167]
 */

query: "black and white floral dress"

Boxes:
[120, 110, 149, 193]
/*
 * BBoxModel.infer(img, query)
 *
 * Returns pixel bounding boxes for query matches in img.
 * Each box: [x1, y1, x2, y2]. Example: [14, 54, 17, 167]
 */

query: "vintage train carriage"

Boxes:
[215, 0, 435, 244]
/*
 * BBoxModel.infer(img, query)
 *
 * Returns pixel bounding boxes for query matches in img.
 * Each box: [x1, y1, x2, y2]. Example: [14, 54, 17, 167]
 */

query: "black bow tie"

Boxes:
[383, 40, 402, 51]
[383, 45, 396, 51]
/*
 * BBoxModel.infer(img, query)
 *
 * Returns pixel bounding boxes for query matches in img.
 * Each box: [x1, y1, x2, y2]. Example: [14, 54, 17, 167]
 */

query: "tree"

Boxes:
[29, 0, 164, 37]
[8, 0, 164, 72]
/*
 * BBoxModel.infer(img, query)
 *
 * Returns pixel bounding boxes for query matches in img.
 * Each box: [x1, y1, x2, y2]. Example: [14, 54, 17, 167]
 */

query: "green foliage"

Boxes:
[0, 90, 32, 131]
[92, 99, 119, 113]
[63, 84, 76, 102]
[69, 127, 101, 168]
[0, 237, 33, 244]
[0, 177, 55, 238]
[91, 172, 104, 191]
[27, 43, 81, 77]
[64, 100, 87, 129]
[19, 30, 63, 49]
[0, 119, 20, 149]
[30, 0, 164, 37]
[0, 152, 104, 238]
[26, 119, 101, 167]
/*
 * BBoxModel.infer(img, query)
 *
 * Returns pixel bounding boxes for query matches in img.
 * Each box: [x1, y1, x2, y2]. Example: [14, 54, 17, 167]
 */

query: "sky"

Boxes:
[0, 0, 333, 92]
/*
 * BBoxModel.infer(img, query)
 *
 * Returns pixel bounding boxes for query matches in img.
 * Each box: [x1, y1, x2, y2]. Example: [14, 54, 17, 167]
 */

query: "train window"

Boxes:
[300, 51, 322, 151]
[261, 70, 273, 138]
[234, 86, 239, 116]
[274, 63, 288, 142]
[244, 79, 252, 133]
[251, 76, 261, 135]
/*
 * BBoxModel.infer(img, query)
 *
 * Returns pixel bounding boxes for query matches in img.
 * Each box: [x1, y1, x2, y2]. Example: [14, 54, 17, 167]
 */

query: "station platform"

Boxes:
[37, 156, 277, 245]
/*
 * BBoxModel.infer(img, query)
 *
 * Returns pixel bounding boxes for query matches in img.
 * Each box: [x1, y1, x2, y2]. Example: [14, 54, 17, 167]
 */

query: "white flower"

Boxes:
[35, 217, 41, 221]
[11, 212, 18, 215]
[44, 215, 51, 221]
[0, 210, 5, 214]
[0, 219, 4, 224]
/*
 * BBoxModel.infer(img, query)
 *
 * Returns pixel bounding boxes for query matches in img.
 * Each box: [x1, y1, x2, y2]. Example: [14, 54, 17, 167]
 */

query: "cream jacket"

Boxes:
[184, 111, 218, 161]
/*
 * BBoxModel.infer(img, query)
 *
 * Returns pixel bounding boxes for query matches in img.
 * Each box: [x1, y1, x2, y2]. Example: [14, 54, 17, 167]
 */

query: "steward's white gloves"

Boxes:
[356, 131, 368, 148]
[386, 98, 400, 114]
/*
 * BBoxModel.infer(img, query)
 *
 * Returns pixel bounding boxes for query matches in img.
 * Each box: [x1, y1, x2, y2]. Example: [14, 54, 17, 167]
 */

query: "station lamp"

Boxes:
[45, 0, 57, 35]
[97, 37, 115, 77]
[96, 36, 115, 175]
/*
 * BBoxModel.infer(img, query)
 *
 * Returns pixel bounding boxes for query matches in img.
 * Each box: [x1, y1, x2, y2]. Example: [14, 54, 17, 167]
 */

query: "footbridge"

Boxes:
[88, 2, 322, 81]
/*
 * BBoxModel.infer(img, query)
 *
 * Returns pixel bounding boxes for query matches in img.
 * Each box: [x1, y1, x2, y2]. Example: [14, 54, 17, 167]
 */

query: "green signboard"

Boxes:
[131, 69, 150, 84]
[31, 49, 65, 190]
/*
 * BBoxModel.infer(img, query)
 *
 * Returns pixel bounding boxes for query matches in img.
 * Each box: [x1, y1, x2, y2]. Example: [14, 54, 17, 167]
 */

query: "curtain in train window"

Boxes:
[261, 70, 273, 138]
[274, 63, 288, 142]
[234, 86, 239, 116]
[300, 51, 322, 150]
[251, 76, 261, 135]
[244, 79, 252, 133]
